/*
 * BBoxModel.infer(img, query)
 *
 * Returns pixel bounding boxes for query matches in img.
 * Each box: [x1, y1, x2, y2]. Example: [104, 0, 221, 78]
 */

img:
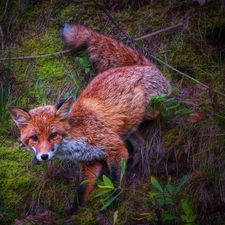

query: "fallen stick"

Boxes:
[134, 23, 183, 41]
[0, 49, 73, 61]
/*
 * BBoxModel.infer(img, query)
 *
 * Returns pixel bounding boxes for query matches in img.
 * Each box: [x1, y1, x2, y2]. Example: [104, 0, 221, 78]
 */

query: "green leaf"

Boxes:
[181, 201, 197, 223]
[84, 68, 90, 74]
[166, 184, 174, 194]
[174, 175, 187, 196]
[182, 195, 189, 203]
[181, 215, 188, 222]
[166, 102, 180, 111]
[175, 108, 194, 114]
[165, 176, 171, 188]
[163, 214, 179, 221]
[181, 213, 196, 223]
[153, 198, 174, 206]
[87, 167, 102, 184]
[161, 110, 168, 116]
[103, 175, 114, 188]
[98, 185, 114, 189]
[151, 177, 163, 192]
[100, 191, 122, 211]
[159, 94, 168, 98]
[95, 189, 112, 197]
[187, 215, 197, 223]
[162, 97, 175, 106]
[148, 192, 161, 197]
[120, 159, 126, 185]
[182, 201, 193, 217]
[81, 180, 98, 185]
[152, 194, 171, 198]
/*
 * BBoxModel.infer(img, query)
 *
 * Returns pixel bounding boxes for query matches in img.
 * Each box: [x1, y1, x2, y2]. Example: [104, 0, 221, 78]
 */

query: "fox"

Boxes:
[8, 24, 171, 216]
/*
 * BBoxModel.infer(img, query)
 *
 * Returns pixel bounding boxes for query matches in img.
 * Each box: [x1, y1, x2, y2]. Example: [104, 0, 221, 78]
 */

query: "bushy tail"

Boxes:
[61, 23, 152, 73]
[61, 23, 95, 50]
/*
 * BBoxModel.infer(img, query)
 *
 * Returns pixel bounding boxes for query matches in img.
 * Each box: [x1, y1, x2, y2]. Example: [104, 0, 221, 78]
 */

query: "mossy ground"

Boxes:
[0, 0, 225, 224]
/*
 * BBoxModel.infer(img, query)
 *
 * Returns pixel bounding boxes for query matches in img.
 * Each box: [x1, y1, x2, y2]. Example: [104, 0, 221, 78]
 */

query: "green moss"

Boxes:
[71, 209, 99, 224]
[0, 144, 35, 211]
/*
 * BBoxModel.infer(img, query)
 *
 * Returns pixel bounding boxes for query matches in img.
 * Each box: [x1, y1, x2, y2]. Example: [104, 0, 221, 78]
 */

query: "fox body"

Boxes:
[9, 24, 171, 215]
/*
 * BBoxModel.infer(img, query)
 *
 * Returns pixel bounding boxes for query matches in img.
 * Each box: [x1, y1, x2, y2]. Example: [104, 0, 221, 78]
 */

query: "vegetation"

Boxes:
[0, 0, 225, 224]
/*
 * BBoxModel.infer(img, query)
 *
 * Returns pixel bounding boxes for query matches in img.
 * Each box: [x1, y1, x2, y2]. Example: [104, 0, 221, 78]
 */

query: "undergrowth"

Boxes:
[0, 0, 225, 224]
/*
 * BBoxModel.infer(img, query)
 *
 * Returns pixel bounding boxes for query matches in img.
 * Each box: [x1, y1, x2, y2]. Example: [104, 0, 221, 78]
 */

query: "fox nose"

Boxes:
[41, 154, 48, 161]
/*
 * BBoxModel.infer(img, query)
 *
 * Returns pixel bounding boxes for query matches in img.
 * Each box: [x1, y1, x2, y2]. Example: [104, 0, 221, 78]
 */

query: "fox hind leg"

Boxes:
[126, 108, 161, 175]
[126, 129, 144, 176]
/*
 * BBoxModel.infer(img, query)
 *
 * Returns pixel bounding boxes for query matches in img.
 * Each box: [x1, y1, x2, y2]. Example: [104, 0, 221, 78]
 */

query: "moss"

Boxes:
[163, 128, 179, 147]
[71, 209, 99, 224]
[0, 144, 35, 211]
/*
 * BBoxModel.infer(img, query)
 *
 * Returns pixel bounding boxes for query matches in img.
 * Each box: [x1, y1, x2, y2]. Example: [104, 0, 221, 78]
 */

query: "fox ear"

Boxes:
[8, 106, 31, 128]
[55, 96, 74, 120]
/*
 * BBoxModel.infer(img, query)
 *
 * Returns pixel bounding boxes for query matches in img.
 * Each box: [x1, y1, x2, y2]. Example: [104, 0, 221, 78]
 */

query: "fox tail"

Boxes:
[61, 23, 95, 50]
[61, 23, 152, 73]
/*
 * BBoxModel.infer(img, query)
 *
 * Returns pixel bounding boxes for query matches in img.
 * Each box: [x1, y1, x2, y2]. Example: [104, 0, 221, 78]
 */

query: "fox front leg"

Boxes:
[67, 160, 102, 216]
[105, 144, 129, 208]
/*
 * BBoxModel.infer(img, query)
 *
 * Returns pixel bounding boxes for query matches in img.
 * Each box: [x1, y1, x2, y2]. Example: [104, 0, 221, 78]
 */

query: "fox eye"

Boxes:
[49, 132, 57, 140]
[30, 136, 38, 142]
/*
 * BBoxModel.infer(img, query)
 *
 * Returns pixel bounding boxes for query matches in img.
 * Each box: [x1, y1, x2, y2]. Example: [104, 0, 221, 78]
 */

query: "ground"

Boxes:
[0, 0, 225, 224]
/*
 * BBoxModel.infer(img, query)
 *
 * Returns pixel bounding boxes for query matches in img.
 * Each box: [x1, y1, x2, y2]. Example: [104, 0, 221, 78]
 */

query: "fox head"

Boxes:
[8, 97, 74, 162]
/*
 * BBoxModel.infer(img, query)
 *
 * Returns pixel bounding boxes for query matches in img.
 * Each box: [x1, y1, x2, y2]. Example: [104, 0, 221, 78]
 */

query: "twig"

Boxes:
[150, 54, 225, 98]
[92, 0, 134, 41]
[134, 23, 183, 41]
[0, 49, 73, 61]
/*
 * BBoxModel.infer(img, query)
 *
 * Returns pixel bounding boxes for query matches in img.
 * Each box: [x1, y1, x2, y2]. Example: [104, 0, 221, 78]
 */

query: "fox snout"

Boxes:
[35, 150, 55, 162]
[41, 154, 49, 161]
[30, 141, 56, 162]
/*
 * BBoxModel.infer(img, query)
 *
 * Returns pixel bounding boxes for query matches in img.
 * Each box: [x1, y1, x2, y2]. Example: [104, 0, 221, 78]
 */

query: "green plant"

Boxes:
[83, 159, 196, 224]
[66, 73, 78, 101]
[82, 159, 126, 211]
[76, 53, 91, 74]
[148, 94, 194, 116]
[148, 175, 198, 224]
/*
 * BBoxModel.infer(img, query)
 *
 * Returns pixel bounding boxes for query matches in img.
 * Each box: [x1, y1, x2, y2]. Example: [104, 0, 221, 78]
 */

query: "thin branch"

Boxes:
[0, 49, 73, 61]
[150, 54, 225, 98]
[134, 23, 183, 41]
[92, 0, 134, 41]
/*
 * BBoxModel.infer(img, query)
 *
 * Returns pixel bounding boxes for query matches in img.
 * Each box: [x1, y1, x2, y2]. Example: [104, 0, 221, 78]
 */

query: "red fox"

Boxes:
[9, 24, 171, 216]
